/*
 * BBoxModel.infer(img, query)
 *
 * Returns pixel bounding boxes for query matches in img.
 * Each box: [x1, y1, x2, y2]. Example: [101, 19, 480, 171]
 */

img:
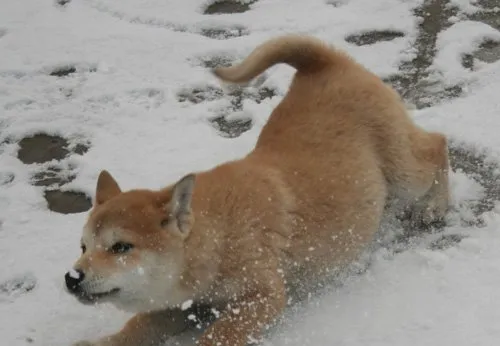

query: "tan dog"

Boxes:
[66, 35, 450, 346]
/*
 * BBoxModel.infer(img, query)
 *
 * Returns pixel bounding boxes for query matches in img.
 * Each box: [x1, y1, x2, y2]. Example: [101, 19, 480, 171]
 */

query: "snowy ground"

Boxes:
[1, 0, 500, 345]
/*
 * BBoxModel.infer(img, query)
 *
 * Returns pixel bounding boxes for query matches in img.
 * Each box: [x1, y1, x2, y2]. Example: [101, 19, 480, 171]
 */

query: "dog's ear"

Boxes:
[171, 174, 195, 216]
[160, 174, 196, 236]
[95, 170, 121, 205]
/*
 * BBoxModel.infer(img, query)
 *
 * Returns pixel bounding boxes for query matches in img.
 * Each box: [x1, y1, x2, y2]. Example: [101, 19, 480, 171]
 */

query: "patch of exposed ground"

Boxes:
[468, 0, 500, 30]
[462, 40, 500, 69]
[345, 30, 405, 46]
[16, 133, 92, 214]
[178, 84, 276, 137]
[44, 190, 92, 214]
[204, 1, 257, 15]
[200, 26, 248, 39]
[17, 134, 70, 164]
[384, 0, 461, 109]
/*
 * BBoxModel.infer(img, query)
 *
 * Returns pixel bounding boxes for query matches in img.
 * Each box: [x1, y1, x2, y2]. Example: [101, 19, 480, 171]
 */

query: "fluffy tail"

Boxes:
[212, 35, 340, 84]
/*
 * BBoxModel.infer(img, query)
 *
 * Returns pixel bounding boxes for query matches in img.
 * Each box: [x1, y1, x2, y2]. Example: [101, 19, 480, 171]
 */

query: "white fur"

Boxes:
[76, 226, 190, 312]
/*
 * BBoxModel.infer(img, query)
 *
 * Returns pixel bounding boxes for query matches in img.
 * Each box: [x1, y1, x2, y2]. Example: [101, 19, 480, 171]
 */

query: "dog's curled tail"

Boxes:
[212, 35, 340, 85]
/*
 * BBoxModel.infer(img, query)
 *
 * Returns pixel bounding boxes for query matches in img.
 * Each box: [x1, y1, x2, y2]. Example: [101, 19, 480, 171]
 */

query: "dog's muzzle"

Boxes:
[64, 269, 120, 303]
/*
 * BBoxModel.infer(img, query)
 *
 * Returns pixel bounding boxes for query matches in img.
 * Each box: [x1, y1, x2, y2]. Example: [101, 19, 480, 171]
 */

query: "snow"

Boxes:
[1, 0, 500, 345]
[432, 20, 500, 85]
[448, 0, 481, 15]
[137, 266, 145, 276]
[67, 269, 81, 280]
[181, 299, 194, 311]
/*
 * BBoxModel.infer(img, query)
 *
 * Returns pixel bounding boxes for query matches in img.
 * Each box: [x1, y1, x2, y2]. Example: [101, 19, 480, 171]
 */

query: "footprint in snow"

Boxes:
[11, 133, 93, 214]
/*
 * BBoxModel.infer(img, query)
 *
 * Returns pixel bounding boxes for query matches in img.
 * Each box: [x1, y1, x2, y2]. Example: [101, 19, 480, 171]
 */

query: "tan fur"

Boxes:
[68, 35, 449, 346]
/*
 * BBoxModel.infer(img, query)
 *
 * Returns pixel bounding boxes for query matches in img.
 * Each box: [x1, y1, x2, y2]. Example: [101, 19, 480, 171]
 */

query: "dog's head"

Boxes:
[64, 170, 196, 312]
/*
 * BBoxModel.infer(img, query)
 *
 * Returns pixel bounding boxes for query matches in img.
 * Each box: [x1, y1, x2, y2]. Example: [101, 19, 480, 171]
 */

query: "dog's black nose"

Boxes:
[65, 269, 85, 293]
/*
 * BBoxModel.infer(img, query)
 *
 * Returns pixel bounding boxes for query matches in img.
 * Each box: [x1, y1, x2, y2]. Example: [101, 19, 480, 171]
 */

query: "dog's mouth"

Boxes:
[76, 288, 121, 304]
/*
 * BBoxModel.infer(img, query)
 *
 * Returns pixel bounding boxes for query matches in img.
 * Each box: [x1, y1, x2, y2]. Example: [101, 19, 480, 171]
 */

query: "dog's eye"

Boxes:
[109, 242, 134, 254]
[81, 244, 86, 254]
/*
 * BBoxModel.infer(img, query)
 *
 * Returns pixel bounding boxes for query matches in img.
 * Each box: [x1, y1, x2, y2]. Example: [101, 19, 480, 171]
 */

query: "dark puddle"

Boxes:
[17, 134, 70, 164]
[17, 134, 89, 164]
[44, 190, 92, 214]
[204, 0, 257, 15]
[16, 133, 92, 214]
[345, 30, 405, 46]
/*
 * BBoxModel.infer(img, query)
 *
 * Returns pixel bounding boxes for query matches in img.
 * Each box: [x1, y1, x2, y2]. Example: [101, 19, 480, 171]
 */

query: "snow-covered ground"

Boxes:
[1, 0, 500, 345]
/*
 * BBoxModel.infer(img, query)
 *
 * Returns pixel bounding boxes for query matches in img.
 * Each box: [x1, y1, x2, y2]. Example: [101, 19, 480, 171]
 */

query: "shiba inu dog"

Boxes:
[66, 34, 450, 346]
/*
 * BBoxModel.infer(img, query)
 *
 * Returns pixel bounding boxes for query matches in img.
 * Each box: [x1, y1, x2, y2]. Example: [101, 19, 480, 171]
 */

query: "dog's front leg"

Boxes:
[73, 308, 190, 346]
[197, 274, 286, 346]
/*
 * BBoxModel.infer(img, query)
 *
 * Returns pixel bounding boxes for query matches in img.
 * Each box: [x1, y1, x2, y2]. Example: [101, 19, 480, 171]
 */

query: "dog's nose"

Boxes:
[65, 269, 85, 293]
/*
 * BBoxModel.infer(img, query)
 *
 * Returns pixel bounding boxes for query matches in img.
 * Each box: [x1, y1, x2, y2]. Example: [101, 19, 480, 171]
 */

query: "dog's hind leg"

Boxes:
[385, 131, 450, 229]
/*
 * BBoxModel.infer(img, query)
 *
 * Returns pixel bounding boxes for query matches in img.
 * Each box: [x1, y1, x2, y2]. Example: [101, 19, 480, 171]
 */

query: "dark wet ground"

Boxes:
[345, 30, 405, 46]
[384, 0, 500, 108]
[17, 134, 70, 164]
[14, 133, 92, 214]
[43, 190, 92, 214]
[204, 0, 256, 15]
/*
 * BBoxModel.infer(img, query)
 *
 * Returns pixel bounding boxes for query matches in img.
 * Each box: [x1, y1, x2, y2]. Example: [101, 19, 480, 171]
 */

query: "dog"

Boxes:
[66, 34, 450, 346]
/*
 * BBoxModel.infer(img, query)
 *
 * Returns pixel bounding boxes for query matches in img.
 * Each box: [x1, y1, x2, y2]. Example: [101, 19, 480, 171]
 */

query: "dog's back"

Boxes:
[214, 35, 448, 277]
[215, 36, 397, 274]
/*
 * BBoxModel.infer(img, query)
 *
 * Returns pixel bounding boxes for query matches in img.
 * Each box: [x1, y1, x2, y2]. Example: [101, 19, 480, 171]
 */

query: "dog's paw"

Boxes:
[409, 200, 448, 230]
